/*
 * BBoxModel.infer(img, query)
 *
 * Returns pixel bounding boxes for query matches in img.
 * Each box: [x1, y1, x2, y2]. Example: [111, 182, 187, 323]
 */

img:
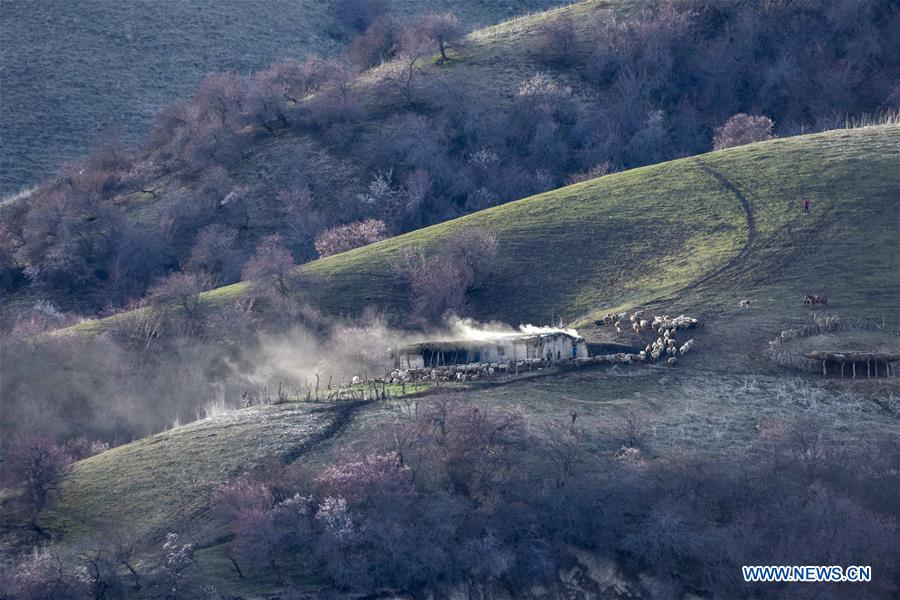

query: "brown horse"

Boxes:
[803, 294, 828, 306]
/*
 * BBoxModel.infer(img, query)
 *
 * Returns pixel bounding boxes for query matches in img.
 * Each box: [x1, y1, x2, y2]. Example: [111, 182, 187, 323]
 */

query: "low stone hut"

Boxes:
[395, 330, 588, 369]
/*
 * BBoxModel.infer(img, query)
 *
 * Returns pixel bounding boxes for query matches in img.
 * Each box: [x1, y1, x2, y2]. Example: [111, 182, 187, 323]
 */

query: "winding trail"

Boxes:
[685, 158, 758, 289]
[281, 400, 368, 464]
[642, 159, 758, 310]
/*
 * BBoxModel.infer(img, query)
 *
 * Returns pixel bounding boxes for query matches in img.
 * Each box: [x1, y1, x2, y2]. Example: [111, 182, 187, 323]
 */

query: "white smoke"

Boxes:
[443, 315, 581, 341]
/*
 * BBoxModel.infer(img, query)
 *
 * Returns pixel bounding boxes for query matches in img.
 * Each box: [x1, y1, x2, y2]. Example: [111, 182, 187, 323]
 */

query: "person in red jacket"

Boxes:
[802, 197, 812, 214]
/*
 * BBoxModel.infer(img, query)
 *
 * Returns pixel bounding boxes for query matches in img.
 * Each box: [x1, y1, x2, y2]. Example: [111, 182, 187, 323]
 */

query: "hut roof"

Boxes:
[398, 331, 582, 354]
[805, 351, 900, 362]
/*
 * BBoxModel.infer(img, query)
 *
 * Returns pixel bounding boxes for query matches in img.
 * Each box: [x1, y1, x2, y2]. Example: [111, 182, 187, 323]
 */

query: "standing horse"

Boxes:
[803, 294, 828, 306]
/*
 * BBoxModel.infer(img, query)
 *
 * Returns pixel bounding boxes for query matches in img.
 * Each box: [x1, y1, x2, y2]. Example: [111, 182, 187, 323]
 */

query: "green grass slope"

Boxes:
[0, 0, 563, 196]
[73, 124, 895, 334]
[47, 402, 358, 544]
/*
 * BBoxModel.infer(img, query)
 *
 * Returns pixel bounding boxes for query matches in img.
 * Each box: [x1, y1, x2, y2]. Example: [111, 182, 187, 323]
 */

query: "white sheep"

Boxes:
[679, 339, 695, 355]
[667, 346, 677, 357]
[351, 376, 361, 385]
[667, 356, 678, 366]
[739, 299, 751, 309]
[456, 372, 465, 382]
[639, 319, 650, 330]
[632, 322, 641, 333]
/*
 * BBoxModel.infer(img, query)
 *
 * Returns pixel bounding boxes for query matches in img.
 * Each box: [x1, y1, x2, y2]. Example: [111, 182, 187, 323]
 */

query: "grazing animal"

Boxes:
[739, 299, 751, 309]
[351, 376, 361, 385]
[667, 357, 678, 366]
[803, 294, 828, 306]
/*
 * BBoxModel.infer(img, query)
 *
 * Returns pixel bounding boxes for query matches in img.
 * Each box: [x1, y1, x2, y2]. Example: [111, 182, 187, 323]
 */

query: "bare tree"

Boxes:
[184, 224, 241, 283]
[2, 436, 74, 533]
[533, 15, 580, 66]
[147, 271, 216, 324]
[241, 234, 296, 294]
[348, 16, 404, 68]
[414, 12, 463, 62]
[314, 219, 388, 257]
[713, 113, 775, 149]
[192, 72, 245, 128]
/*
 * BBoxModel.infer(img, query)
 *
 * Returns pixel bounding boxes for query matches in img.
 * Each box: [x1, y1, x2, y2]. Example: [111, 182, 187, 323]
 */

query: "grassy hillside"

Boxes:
[69, 124, 900, 337]
[48, 402, 359, 543]
[302, 126, 900, 325]
[0, 0, 563, 196]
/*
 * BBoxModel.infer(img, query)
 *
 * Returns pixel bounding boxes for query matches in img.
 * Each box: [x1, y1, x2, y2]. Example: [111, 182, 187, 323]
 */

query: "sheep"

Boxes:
[739, 299, 751, 309]
[639, 319, 650, 330]
[617, 312, 628, 323]
[488, 367, 495, 376]
[667, 346, 677, 357]
[651, 350, 661, 361]
[679, 339, 695, 355]
[615, 324, 622, 334]
[667, 356, 678, 366]
[632, 322, 641, 333]
[630, 314, 639, 324]
[351, 376, 361, 385]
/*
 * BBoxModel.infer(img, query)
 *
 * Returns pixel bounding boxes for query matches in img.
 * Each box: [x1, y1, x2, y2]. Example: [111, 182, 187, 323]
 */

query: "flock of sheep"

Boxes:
[597, 310, 700, 366]
[379, 359, 547, 384]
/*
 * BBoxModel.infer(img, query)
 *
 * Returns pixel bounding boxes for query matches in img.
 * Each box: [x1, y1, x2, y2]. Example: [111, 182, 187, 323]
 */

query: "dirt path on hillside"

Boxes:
[685, 159, 758, 288]
[281, 400, 370, 463]
[664, 159, 833, 303]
